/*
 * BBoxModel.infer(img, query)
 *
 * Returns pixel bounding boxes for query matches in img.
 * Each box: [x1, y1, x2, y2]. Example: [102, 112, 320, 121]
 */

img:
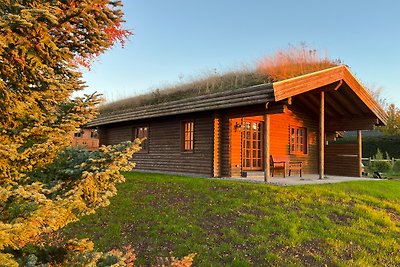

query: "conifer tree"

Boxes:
[0, 1, 142, 265]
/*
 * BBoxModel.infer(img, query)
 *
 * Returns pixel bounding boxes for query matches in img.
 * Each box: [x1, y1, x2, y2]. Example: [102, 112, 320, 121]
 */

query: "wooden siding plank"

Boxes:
[269, 107, 319, 174]
[325, 144, 360, 177]
[101, 113, 214, 176]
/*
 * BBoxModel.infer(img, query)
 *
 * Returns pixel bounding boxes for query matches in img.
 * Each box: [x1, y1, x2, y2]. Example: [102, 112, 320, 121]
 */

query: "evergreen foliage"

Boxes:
[0, 1, 152, 265]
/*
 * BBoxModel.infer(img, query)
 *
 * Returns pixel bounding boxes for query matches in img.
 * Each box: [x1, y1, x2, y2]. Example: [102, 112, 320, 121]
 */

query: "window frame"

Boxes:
[181, 120, 195, 153]
[90, 129, 98, 139]
[289, 125, 308, 155]
[74, 129, 83, 138]
[133, 125, 149, 153]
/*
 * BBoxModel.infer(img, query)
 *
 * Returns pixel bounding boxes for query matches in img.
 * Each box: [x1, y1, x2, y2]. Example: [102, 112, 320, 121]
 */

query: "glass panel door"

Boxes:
[242, 120, 263, 170]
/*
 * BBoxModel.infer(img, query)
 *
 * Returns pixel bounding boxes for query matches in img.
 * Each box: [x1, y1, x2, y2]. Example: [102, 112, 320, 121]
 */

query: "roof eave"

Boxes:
[272, 65, 388, 126]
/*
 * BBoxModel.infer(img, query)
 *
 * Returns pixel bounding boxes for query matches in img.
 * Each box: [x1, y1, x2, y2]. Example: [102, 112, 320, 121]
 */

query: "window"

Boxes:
[74, 129, 83, 138]
[182, 121, 194, 152]
[133, 126, 149, 152]
[290, 126, 307, 154]
[90, 129, 98, 139]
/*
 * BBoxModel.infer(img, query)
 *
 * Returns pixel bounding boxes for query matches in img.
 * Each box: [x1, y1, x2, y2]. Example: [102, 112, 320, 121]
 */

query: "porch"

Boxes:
[214, 66, 387, 181]
[226, 172, 377, 186]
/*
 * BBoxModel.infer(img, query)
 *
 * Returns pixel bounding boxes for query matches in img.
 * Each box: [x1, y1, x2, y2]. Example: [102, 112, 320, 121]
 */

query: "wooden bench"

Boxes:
[270, 155, 303, 178]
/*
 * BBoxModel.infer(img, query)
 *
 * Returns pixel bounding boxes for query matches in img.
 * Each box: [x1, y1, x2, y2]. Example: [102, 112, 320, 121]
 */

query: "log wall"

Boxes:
[325, 144, 360, 177]
[99, 112, 214, 176]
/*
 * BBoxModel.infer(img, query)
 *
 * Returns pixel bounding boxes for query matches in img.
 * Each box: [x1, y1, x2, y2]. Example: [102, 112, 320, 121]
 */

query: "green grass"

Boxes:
[63, 172, 400, 266]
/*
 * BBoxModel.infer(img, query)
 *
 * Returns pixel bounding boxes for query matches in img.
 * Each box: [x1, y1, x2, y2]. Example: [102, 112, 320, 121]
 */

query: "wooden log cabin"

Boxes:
[87, 65, 387, 180]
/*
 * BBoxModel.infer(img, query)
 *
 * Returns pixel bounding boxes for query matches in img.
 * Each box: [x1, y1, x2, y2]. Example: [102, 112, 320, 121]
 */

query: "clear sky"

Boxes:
[80, 0, 400, 106]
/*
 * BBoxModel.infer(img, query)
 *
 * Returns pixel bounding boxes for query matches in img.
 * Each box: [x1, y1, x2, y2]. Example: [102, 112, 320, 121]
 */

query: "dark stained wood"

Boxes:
[328, 88, 363, 116]
[306, 92, 335, 118]
[94, 66, 387, 179]
[324, 91, 347, 116]
[264, 114, 270, 182]
[88, 84, 274, 127]
[358, 130, 362, 177]
[326, 117, 378, 131]
[99, 112, 214, 176]
[325, 144, 360, 177]
[319, 91, 325, 179]
[293, 95, 320, 117]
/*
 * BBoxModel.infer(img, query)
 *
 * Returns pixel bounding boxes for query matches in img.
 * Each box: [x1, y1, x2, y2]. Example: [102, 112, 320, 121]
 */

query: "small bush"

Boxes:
[393, 160, 400, 173]
[372, 161, 392, 173]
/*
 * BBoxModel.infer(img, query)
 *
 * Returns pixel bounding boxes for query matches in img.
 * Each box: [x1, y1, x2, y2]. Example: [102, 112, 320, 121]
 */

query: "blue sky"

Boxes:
[81, 0, 400, 106]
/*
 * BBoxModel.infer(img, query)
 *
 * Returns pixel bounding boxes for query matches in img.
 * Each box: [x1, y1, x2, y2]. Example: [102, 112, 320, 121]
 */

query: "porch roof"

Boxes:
[273, 65, 388, 130]
[87, 65, 387, 128]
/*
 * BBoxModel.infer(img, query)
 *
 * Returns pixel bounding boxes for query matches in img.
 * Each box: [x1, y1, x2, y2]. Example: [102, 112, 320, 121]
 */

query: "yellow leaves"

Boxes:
[0, 252, 18, 267]
[66, 238, 94, 252]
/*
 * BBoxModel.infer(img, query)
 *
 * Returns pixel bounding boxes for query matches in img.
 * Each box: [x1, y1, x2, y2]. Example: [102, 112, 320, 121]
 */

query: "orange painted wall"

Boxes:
[269, 108, 319, 174]
[71, 128, 99, 151]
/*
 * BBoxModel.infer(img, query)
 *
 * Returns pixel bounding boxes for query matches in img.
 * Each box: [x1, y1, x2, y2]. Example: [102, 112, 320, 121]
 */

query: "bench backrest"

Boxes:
[270, 155, 290, 165]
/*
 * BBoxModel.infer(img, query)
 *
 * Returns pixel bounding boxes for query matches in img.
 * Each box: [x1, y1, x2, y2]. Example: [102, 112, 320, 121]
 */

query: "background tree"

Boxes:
[364, 84, 400, 136]
[378, 103, 400, 135]
[0, 1, 145, 265]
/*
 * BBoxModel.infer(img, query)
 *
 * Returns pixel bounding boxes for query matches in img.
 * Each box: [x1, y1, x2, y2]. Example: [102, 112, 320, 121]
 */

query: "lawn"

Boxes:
[63, 172, 400, 266]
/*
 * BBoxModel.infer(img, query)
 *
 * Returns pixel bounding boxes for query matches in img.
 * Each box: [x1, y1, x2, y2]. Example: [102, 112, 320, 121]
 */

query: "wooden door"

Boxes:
[242, 120, 263, 170]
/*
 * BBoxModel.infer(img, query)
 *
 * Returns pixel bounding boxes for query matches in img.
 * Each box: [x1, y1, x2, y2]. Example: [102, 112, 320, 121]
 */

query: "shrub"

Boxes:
[372, 161, 392, 173]
[393, 160, 400, 173]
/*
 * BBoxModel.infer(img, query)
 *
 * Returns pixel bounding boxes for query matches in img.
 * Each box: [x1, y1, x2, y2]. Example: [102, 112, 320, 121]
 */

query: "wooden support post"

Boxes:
[263, 114, 271, 182]
[213, 113, 222, 177]
[319, 91, 325, 179]
[357, 130, 362, 177]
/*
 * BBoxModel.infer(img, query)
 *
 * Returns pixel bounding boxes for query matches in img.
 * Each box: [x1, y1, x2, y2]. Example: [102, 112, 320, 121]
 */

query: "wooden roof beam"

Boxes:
[330, 88, 363, 116]
[324, 92, 347, 116]
[306, 93, 336, 118]
[293, 95, 320, 117]
[326, 117, 379, 131]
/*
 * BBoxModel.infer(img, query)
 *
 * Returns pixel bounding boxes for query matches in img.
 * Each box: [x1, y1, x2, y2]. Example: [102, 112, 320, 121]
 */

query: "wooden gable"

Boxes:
[273, 65, 387, 128]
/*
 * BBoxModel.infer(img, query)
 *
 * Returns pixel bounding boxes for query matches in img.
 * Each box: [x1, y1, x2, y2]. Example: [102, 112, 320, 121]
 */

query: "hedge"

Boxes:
[334, 135, 400, 158]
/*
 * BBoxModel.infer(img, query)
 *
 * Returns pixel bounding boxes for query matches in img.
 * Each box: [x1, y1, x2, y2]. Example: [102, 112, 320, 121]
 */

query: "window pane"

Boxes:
[291, 126, 307, 153]
[183, 121, 194, 151]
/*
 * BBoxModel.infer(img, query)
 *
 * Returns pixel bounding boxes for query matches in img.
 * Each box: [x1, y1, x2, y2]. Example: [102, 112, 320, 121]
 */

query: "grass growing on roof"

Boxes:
[100, 44, 341, 116]
[100, 70, 271, 115]
[63, 172, 400, 266]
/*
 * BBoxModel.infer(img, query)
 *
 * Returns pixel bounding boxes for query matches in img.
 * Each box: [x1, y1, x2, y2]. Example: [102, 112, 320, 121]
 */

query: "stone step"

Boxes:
[243, 171, 265, 178]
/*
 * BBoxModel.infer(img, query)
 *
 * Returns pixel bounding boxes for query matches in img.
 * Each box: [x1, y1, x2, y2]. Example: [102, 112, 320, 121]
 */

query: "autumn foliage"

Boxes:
[0, 1, 195, 266]
[257, 44, 341, 81]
